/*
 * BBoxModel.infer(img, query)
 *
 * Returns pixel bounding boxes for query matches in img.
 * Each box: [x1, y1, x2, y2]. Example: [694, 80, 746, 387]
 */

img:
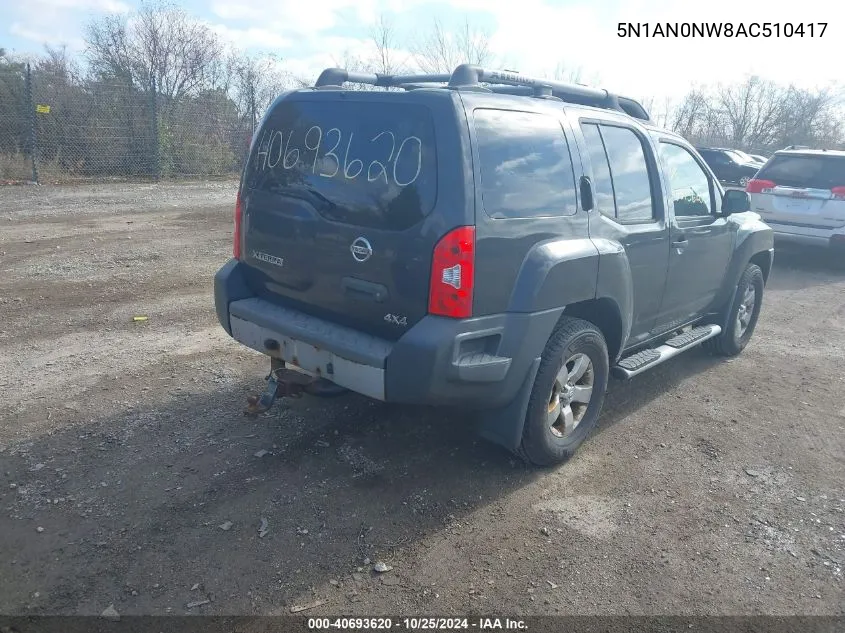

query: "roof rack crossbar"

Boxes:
[313, 64, 651, 122]
[315, 68, 451, 89]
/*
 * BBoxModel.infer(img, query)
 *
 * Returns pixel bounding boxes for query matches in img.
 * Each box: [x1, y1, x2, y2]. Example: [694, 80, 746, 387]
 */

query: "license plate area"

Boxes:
[230, 316, 385, 400]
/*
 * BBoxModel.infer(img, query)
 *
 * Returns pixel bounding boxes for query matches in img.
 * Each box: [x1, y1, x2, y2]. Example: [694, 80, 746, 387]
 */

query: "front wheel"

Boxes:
[518, 317, 609, 467]
[739, 176, 750, 188]
[705, 263, 764, 356]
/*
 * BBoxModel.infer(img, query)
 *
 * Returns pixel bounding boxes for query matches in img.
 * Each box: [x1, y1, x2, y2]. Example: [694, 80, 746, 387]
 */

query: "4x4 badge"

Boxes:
[350, 237, 373, 262]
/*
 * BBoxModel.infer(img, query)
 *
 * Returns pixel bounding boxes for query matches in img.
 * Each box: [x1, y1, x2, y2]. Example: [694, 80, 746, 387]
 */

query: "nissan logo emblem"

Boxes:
[350, 237, 373, 263]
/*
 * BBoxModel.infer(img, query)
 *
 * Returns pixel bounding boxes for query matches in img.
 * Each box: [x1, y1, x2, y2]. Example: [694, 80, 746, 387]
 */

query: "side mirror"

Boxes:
[579, 176, 594, 212]
[722, 189, 750, 215]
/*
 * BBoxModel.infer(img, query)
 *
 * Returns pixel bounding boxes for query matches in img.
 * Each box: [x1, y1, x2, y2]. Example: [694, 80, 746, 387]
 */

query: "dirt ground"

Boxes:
[0, 182, 843, 618]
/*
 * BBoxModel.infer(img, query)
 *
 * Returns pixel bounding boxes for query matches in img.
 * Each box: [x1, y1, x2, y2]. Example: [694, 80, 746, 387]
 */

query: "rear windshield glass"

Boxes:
[244, 100, 437, 230]
[757, 154, 845, 189]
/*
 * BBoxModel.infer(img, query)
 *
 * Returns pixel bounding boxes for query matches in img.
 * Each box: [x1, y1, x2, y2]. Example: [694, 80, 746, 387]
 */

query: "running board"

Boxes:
[611, 325, 722, 379]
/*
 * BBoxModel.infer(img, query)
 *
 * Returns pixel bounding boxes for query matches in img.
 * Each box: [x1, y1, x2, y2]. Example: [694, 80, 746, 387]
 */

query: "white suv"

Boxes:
[746, 149, 845, 258]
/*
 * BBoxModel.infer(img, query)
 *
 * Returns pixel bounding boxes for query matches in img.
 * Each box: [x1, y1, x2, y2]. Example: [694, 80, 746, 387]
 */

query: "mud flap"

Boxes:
[474, 357, 541, 452]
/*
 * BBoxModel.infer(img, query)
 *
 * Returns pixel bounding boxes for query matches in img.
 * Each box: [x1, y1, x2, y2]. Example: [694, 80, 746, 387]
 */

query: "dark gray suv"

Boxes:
[214, 64, 774, 467]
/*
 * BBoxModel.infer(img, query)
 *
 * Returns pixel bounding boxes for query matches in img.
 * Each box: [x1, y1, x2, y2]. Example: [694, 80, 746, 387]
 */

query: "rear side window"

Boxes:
[244, 100, 437, 231]
[701, 150, 728, 165]
[473, 109, 578, 219]
[757, 154, 845, 189]
[580, 123, 654, 223]
[580, 124, 616, 216]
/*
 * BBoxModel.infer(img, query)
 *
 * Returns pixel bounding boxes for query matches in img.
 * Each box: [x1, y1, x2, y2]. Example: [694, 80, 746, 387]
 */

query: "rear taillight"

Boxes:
[746, 179, 776, 194]
[233, 191, 243, 259]
[831, 186, 845, 201]
[428, 226, 475, 319]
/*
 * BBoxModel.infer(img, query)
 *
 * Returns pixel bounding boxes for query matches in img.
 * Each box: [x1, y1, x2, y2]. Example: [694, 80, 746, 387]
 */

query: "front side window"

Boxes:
[659, 142, 713, 217]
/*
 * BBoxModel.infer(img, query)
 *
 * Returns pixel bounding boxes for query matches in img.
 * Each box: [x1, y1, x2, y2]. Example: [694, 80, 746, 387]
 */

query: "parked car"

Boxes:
[696, 147, 763, 187]
[729, 149, 765, 166]
[214, 64, 774, 467]
[746, 148, 845, 261]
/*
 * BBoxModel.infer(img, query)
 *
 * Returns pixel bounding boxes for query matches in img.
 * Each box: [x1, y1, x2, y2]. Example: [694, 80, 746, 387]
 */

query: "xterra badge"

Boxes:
[252, 251, 284, 267]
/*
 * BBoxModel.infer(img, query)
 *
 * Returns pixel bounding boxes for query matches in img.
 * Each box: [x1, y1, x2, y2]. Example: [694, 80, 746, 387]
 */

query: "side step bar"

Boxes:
[611, 324, 722, 379]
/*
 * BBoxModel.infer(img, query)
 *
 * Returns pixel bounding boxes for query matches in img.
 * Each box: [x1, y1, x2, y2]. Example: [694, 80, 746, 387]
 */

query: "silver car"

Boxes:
[746, 149, 845, 254]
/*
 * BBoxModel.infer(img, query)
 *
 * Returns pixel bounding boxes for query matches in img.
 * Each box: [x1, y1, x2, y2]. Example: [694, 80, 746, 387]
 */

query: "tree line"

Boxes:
[1, 1, 842, 181]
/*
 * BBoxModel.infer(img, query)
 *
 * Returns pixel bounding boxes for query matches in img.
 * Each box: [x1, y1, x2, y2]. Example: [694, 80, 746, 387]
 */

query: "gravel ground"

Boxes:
[0, 182, 843, 618]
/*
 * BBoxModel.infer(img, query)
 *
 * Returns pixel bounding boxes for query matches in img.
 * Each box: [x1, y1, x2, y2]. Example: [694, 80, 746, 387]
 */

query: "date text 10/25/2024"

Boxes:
[307, 618, 528, 630]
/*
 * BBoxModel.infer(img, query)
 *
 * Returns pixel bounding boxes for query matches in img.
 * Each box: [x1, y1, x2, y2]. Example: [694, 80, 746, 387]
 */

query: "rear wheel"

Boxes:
[518, 317, 609, 467]
[705, 263, 764, 356]
[738, 176, 750, 187]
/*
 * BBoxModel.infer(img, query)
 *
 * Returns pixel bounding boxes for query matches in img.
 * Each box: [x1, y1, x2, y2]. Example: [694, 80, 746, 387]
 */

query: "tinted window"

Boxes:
[599, 126, 654, 222]
[473, 109, 577, 219]
[580, 123, 616, 217]
[244, 100, 436, 231]
[757, 154, 845, 189]
[701, 150, 727, 165]
[659, 143, 712, 217]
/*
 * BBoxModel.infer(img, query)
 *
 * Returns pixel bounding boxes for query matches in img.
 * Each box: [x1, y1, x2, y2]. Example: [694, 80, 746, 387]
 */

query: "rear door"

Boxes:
[750, 153, 845, 229]
[239, 91, 467, 340]
[576, 119, 671, 345]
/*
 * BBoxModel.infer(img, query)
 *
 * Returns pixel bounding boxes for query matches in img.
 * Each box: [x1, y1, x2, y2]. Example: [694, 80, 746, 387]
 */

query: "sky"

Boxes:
[1, 0, 841, 104]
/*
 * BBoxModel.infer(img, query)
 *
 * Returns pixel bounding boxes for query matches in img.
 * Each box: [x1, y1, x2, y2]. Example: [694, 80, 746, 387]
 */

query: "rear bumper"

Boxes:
[767, 222, 845, 248]
[214, 259, 561, 408]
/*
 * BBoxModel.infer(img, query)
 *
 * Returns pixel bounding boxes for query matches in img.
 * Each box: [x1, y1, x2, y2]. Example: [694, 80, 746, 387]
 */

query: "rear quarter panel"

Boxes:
[459, 93, 599, 317]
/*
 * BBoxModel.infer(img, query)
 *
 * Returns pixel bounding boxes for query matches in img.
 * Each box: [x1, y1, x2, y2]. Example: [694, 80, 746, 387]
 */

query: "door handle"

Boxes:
[672, 238, 688, 247]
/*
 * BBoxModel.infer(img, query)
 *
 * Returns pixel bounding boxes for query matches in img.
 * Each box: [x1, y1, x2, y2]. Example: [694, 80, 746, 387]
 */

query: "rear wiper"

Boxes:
[266, 183, 338, 210]
[302, 187, 338, 210]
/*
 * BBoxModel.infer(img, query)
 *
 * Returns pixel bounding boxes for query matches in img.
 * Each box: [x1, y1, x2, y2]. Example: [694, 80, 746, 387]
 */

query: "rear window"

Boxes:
[473, 109, 577, 219]
[757, 154, 845, 190]
[244, 99, 437, 230]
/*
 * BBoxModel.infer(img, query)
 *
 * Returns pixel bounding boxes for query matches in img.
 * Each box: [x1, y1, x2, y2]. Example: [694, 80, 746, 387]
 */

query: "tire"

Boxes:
[739, 176, 750, 188]
[705, 263, 764, 357]
[517, 317, 609, 467]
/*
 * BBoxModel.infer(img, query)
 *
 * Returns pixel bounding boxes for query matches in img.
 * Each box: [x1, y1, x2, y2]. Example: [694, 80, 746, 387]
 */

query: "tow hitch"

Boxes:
[244, 358, 348, 417]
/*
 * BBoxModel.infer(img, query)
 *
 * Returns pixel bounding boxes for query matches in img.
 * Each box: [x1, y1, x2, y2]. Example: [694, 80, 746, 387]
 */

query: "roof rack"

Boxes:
[313, 64, 652, 122]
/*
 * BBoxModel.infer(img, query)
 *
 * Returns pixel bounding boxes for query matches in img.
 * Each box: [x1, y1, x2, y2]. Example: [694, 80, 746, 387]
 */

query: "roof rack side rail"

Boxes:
[448, 64, 651, 121]
[312, 65, 652, 122]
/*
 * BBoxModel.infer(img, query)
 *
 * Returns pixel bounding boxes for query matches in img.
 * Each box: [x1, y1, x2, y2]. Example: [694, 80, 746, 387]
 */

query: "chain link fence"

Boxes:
[0, 63, 255, 184]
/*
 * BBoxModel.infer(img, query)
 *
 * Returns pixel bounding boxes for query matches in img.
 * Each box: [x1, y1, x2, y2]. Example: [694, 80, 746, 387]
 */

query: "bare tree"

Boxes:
[370, 13, 409, 76]
[413, 17, 493, 74]
[668, 77, 845, 152]
[548, 62, 601, 86]
[230, 53, 293, 126]
[85, 1, 225, 99]
[638, 95, 673, 127]
[670, 89, 710, 139]
[714, 76, 783, 149]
